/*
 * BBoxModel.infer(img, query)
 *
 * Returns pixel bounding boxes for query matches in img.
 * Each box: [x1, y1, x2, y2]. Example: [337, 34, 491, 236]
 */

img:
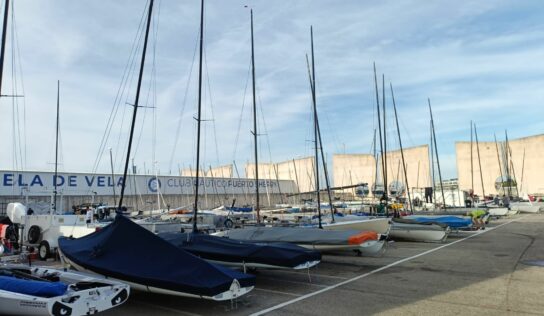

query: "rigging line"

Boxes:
[232, 57, 252, 161]
[168, 30, 199, 174]
[12, 2, 27, 170]
[203, 40, 222, 171]
[115, 28, 148, 172]
[90, 1, 148, 174]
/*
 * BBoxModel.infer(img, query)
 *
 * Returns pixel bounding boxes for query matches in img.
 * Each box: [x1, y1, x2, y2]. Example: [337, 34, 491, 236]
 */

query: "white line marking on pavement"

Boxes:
[250, 216, 527, 316]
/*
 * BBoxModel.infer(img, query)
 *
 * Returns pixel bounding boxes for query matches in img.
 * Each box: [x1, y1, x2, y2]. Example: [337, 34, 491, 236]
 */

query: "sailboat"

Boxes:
[219, 27, 382, 256]
[158, 7, 321, 271]
[0, 264, 130, 316]
[58, 0, 255, 300]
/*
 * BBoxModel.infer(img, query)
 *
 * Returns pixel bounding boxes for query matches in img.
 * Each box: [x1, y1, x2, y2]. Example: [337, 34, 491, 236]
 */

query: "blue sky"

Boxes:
[0, 0, 542, 180]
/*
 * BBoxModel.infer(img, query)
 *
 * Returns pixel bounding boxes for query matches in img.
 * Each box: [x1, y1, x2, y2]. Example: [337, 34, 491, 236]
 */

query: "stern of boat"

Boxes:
[211, 279, 254, 301]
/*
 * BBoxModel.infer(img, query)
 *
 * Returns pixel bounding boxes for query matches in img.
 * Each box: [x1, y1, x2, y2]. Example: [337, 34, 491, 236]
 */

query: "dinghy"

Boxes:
[0, 264, 129, 316]
[58, 215, 255, 301]
[389, 218, 451, 243]
[216, 226, 382, 254]
[487, 207, 509, 216]
[405, 215, 473, 229]
[159, 232, 321, 270]
[320, 216, 390, 234]
[510, 202, 540, 213]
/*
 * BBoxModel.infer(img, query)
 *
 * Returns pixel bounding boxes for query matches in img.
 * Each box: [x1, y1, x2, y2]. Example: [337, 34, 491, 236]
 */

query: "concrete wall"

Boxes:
[246, 157, 316, 193]
[332, 145, 431, 197]
[456, 134, 544, 196]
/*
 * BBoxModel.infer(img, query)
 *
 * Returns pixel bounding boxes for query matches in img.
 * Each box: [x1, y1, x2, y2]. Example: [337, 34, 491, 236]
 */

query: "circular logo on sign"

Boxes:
[148, 177, 161, 193]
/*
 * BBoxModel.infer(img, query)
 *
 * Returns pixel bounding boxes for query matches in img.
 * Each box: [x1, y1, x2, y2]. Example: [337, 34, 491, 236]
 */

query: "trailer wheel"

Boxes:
[224, 219, 234, 229]
[38, 240, 51, 260]
[28, 225, 41, 244]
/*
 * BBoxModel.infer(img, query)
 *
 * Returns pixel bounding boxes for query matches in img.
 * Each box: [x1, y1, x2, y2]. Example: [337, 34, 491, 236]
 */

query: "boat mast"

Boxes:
[382, 75, 388, 208]
[250, 9, 261, 224]
[493, 133, 505, 196]
[373, 63, 385, 200]
[109, 148, 117, 206]
[430, 122, 436, 203]
[474, 123, 486, 199]
[519, 148, 525, 194]
[505, 130, 518, 197]
[53, 80, 60, 214]
[308, 27, 322, 228]
[390, 83, 412, 213]
[427, 99, 446, 209]
[304, 45, 335, 222]
[0, 0, 8, 95]
[118, 0, 154, 211]
[470, 120, 474, 201]
[503, 130, 512, 198]
[191, 0, 205, 232]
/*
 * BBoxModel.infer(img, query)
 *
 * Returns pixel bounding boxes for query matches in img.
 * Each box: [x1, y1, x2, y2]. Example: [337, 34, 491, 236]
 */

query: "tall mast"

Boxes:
[0, 0, 8, 95]
[474, 123, 485, 198]
[390, 83, 412, 213]
[191, 0, 204, 232]
[470, 120, 474, 199]
[316, 121, 335, 222]
[428, 99, 446, 209]
[304, 50, 335, 222]
[250, 9, 260, 223]
[382, 74, 387, 205]
[109, 148, 117, 206]
[494, 133, 505, 195]
[373, 63, 385, 199]
[504, 130, 517, 197]
[118, 0, 154, 211]
[309, 27, 322, 228]
[53, 80, 60, 214]
[430, 123, 436, 203]
[519, 148, 526, 194]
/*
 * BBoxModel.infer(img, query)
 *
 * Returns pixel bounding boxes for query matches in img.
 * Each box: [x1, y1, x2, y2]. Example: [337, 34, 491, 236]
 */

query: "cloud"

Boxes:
[0, 0, 542, 181]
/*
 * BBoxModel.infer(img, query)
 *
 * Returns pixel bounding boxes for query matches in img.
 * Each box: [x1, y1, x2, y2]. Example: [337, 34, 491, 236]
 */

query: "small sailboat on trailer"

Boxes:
[59, 0, 255, 301]
[58, 216, 254, 300]
[0, 264, 129, 316]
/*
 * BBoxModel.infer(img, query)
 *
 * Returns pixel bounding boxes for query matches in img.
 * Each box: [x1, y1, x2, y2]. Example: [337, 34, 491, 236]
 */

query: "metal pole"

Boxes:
[428, 98, 446, 209]
[0, 0, 9, 95]
[192, 0, 204, 232]
[118, 0, 154, 210]
[474, 123, 486, 198]
[109, 148, 117, 206]
[390, 83, 412, 213]
[250, 9, 260, 223]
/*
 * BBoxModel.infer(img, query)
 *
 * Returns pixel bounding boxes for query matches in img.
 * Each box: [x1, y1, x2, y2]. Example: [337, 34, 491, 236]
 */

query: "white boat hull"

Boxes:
[322, 217, 390, 235]
[0, 265, 129, 316]
[487, 207, 509, 216]
[390, 224, 450, 243]
[511, 203, 540, 213]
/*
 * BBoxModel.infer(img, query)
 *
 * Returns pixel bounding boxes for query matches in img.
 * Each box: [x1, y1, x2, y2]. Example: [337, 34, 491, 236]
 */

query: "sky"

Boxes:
[0, 0, 542, 181]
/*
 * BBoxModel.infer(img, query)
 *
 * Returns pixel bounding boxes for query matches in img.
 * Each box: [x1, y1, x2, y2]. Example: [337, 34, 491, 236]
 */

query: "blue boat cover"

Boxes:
[159, 232, 321, 268]
[226, 206, 253, 212]
[0, 276, 67, 298]
[58, 215, 255, 298]
[409, 216, 472, 229]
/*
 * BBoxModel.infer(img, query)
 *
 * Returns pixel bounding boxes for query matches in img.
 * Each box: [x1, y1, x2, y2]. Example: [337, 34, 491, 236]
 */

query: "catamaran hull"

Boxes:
[322, 218, 390, 235]
[60, 251, 252, 301]
[0, 266, 129, 316]
[207, 260, 321, 270]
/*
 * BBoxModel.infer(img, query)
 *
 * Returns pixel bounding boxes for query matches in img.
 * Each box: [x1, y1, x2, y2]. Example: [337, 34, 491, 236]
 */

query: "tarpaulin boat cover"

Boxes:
[407, 216, 472, 229]
[159, 232, 321, 268]
[58, 215, 255, 297]
[226, 206, 253, 212]
[0, 276, 67, 298]
[222, 227, 377, 246]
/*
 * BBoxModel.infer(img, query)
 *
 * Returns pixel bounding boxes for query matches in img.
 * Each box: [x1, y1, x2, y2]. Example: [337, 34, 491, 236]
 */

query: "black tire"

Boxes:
[27, 225, 41, 244]
[224, 218, 234, 229]
[38, 240, 50, 261]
